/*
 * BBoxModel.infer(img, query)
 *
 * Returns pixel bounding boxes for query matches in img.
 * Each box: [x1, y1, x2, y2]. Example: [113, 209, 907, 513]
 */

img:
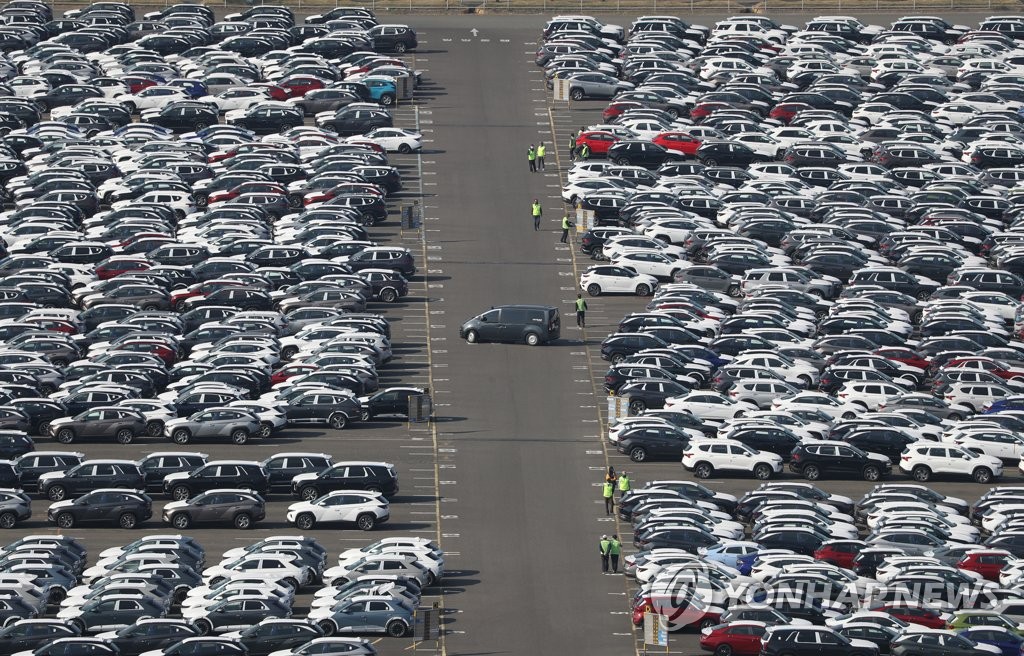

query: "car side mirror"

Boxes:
[479, 316, 487, 322]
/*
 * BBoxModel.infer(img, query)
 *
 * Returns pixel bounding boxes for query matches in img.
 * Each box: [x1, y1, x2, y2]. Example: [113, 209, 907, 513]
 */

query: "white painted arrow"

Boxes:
[470, 28, 479, 37]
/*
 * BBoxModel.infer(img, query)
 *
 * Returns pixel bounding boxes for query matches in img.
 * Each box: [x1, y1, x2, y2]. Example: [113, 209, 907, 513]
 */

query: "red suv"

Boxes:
[813, 539, 866, 569]
[958, 550, 1012, 582]
[652, 131, 703, 156]
[699, 621, 768, 656]
[869, 604, 948, 629]
[575, 131, 620, 156]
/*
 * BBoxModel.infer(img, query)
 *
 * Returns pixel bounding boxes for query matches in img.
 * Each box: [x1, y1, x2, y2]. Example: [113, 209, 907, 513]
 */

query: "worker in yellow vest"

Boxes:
[531, 199, 542, 231]
[602, 479, 614, 515]
[536, 142, 546, 171]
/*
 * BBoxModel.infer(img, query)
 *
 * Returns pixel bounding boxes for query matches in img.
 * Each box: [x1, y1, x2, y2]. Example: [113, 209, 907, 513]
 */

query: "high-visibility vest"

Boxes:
[562, 215, 571, 229]
[608, 539, 621, 556]
[569, 134, 577, 149]
[618, 474, 630, 492]
[527, 147, 536, 160]
[537, 144, 546, 157]
[576, 298, 587, 312]
[599, 539, 611, 555]
[580, 144, 590, 158]
[531, 203, 542, 217]
[602, 481, 614, 498]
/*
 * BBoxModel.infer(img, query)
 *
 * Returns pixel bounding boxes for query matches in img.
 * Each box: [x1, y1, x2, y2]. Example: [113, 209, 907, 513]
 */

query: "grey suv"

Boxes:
[49, 407, 147, 445]
[38, 460, 146, 501]
[0, 489, 31, 528]
[163, 408, 262, 445]
[163, 461, 270, 500]
[162, 489, 266, 529]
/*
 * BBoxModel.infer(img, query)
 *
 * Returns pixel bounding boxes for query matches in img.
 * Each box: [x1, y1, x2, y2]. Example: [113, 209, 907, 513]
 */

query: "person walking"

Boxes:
[599, 535, 611, 573]
[536, 142, 546, 171]
[605, 466, 616, 484]
[560, 213, 572, 243]
[527, 144, 537, 172]
[531, 199, 542, 231]
[579, 142, 591, 160]
[568, 131, 578, 162]
[602, 478, 614, 515]
[617, 471, 630, 499]
[575, 294, 588, 328]
[609, 535, 621, 574]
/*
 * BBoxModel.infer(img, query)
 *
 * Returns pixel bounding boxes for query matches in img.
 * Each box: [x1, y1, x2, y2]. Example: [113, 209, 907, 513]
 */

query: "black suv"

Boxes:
[162, 461, 270, 500]
[0, 430, 33, 459]
[290, 461, 398, 500]
[12, 451, 84, 492]
[600, 333, 670, 363]
[136, 452, 209, 491]
[230, 619, 324, 656]
[789, 442, 892, 481]
[38, 459, 145, 501]
[616, 425, 690, 462]
[262, 452, 333, 492]
[761, 626, 878, 656]
[283, 391, 363, 430]
[0, 620, 80, 656]
[367, 24, 417, 53]
[696, 141, 769, 167]
[47, 489, 153, 529]
[99, 619, 199, 656]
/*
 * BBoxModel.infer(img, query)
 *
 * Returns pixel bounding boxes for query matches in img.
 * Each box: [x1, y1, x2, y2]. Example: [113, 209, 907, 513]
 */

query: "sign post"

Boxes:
[413, 602, 440, 653]
[643, 612, 669, 655]
[607, 394, 629, 423]
[408, 393, 433, 425]
[553, 78, 571, 104]
[575, 208, 595, 232]
[401, 201, 423, 233]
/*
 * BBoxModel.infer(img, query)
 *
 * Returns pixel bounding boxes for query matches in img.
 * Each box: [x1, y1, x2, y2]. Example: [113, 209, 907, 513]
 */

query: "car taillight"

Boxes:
[729, 391, 738, 397]
[902, 455, 911, 461]
[945, 395, 954, 400]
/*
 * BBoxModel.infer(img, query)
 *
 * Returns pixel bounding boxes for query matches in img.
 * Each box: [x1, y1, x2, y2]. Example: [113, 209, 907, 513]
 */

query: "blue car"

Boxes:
[699, 541, 762, 569]
[985, 396, 1024, 413]
[959, 627, 1024, 656]
[736, 551, 760, 576]
[167, 78, 209, 98]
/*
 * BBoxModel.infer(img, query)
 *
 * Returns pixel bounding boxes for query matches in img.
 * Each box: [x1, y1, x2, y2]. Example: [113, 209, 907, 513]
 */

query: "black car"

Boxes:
[38, 459, 145, 501]
[98, 619, 199, 656]
[284, 390, 363, 430]
[18, 638, 117, 656]
[228, 104, 304, 134]
[136, 452, 209, 491]
[162, 460, 270, 500]
[290, 461, 398, 500]
[728, 427, 802, 461]
[600, 333, 670, 363]
[617, 379, 691, 413]
[360, 386, 425, 421]
[367, 24, 417, 52]
[146, 102, 219, 132]
[262, 452, 333, 492]
[46, 489, 152, 529]
[317, 106, 392, 135]
[606, 140, 673, 168]
[230, 620, 323, 656]
[788, 442, 891, 481]
[696, 141, 769, 167]
[0, 430, 32, 459]
[0, 620, 80, 656]
[844, 429, 922, 464]
[616, 425, 690, 462]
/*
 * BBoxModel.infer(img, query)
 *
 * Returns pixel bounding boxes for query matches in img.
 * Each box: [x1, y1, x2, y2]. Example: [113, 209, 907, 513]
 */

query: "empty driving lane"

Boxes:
[416, 16, 634, 656]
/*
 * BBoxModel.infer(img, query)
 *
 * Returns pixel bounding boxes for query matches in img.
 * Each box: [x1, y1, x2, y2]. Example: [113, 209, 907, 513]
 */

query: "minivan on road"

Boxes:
[459, 305, 561, 345]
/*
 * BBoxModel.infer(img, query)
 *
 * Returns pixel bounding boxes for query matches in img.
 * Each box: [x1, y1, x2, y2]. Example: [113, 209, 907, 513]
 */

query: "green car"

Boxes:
[948, 611, 1024, 635]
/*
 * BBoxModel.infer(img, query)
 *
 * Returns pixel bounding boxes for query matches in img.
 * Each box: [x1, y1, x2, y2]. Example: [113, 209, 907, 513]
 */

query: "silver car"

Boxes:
[563, 72, 635, 100]
[163, 408, 262, 446]
[288, 88, 360, 116]
[0, 489, 30, 528]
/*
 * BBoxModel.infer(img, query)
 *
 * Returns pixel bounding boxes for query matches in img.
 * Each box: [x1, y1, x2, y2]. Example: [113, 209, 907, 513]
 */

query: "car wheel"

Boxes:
[295, 512, 316, 530]
[146, 420, 163, 437]
[394, 42, 407, 53]
[911, 465, 931, 482]
[798, 375, 812, 387]
[802, 464, 821, 481]
[258, 423, 272, 438]
[356, 513, 376, 531]
[360, 410, 371, 422]
[715, 645, 733, 656]
[397, 143, 411, 153]
[0, 511, 15, 529]
[587, 283, 601, 297]
[171, 513, 191, 529]
[328, 413, 348, 430]
[635, 284, 651, 296]
[694, 462, 713, 479]
[317, 620, 336, 636]
[465, 329, 479, 344]
[727, 285, 741, 298]
[570, 88, 584, 101]
[36, 419, 51, 435]
[666, 108, 679, 120]
[973, 467, 994, 484]
[234, 513, 252, 529]
[55, 511, 74, 528]
[629, 447, 647, 462]
[629, 399, 646, 414]
[194, 121, 208, 130]
[282, 346, 299, 359]
[614, 157, 629, 166]
[753, 463, 773, 480]
[115, 428, 134, 445]
[917, 290, 932, 301]
[380, 287, 399, 303]
[171, 485, 191, 501]
[194, 619, 212, 636]
[808, 289, 823, 298]
[386, 620, 408, 637]
[48, 486, 66, 501]
[704, 158, 718, 166]
[230, 429, 249, 445]
[171, 428, 191, 444]
[863, 465, 881, 482]
[55, 428, 74, 444]
[118, 512, 138, 529]
[841, 412, 856, 420]
[611, 352, 626, 364]
[947, 413, 963, 421]
[300, 486, 319, 501]
[525, 332, 541, 346]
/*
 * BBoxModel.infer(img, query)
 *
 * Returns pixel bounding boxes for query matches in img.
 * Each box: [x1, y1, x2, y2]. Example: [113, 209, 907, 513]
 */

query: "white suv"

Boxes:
[682, 439, 784, 480]
[580, 265, 659, 297]
[835, 381, 906, 411]
[899, 444, 1003, 484]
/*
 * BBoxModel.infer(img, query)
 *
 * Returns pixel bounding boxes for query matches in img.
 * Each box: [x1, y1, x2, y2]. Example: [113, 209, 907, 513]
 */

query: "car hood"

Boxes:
[292, 472, 319, 485]
[163, 500, 187, 512]
[36, 471, 66, 482]
[867, 453, 890, 465]
[287, 501, 314, 513]
[163, 472, 190, 484]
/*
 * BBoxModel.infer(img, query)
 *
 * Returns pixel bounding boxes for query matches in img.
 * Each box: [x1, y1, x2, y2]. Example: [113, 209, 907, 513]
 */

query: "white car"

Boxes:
[772, 392, 862, 420]
[835, 381, 907, 412]
[199, 87, 271, 113]
[182, 582, 294, 609]
[351, 127, 422, 153]
[899, 444, 1003, 484]
[603, 235, 686, 261]
[682, 439, 784, 480]
[286, 490, 389, 531]
[943, 382, 1014, 414]
[664, 392, 757, 421]
[267, 638, 375, 656]
[326, 545, 443, 586]
[201, 554, 314, 588]
[115, 86, 190, 112]
[953, 429, 1024, 461]
[580, 265, 658, 297]
[610, 251, 683, 280]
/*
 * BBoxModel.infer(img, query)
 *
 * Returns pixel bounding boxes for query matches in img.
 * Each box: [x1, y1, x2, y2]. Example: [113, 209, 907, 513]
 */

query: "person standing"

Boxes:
[568, 131, 578, 162]
[575, 294, 587, 328]
[531, 199, 542, 231]
[527, 144, 537, 172]
[599, 535, 611, 573]
[560, 213, 572, 243]
[536, 142, 546, 171]
[579, 142, 591, 160]
[602, 478, 614, 515]
[609, 535, 621, 574]
[618, 471, 630, 499]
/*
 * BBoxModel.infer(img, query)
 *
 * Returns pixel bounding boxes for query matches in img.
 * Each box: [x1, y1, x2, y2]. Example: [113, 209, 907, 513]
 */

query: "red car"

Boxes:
[874, 347, 930, 371]
[249, 82, 288, 101]
[699, 621, 768, 656]
[575, 131, 620, 157]
[813, 539, 865, 569]
[270, 363, 318, 386]
[95, 257, 151, 280]
[690, 102, 733, 122]
[602, 100, 642, 122]
[632, 595, 721, 631]
[958, 550, 1012, 582]
[117, 339, 177, 366]
[276, 75, 326, 99]
[869, 604, 948, 629]
[944, 356, 1024, 380]
[768, 102, 812, 124]
[652, 131, 702, 156]
[118, 75, 158, 94]
[209, 182, 288, 205]
[22, 318, 77, 334]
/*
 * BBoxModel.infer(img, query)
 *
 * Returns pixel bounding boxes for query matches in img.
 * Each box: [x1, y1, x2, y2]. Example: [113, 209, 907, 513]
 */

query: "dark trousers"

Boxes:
[569, 146, 576, 161]
[537, 156, 545, 170]
[604, 496, 613, 514]
[533, 215, 540, 230]
[577, 311, 585, 328]
[560, 228, 569, 243]
[601, 554, 609, 573]
[529, 159, 536, 172]
[611, 554, 619, 573]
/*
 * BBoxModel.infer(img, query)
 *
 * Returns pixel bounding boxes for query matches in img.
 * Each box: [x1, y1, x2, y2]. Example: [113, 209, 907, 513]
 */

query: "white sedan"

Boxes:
[580, 265, 658, 297]
[286, 490, 389, 530]
[115, 86, 190, 112]
[611, 251, 682, 280]
[664, 392, 757, 421]
[198, 87, 271, 113]
[350, 127, 422, 153]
